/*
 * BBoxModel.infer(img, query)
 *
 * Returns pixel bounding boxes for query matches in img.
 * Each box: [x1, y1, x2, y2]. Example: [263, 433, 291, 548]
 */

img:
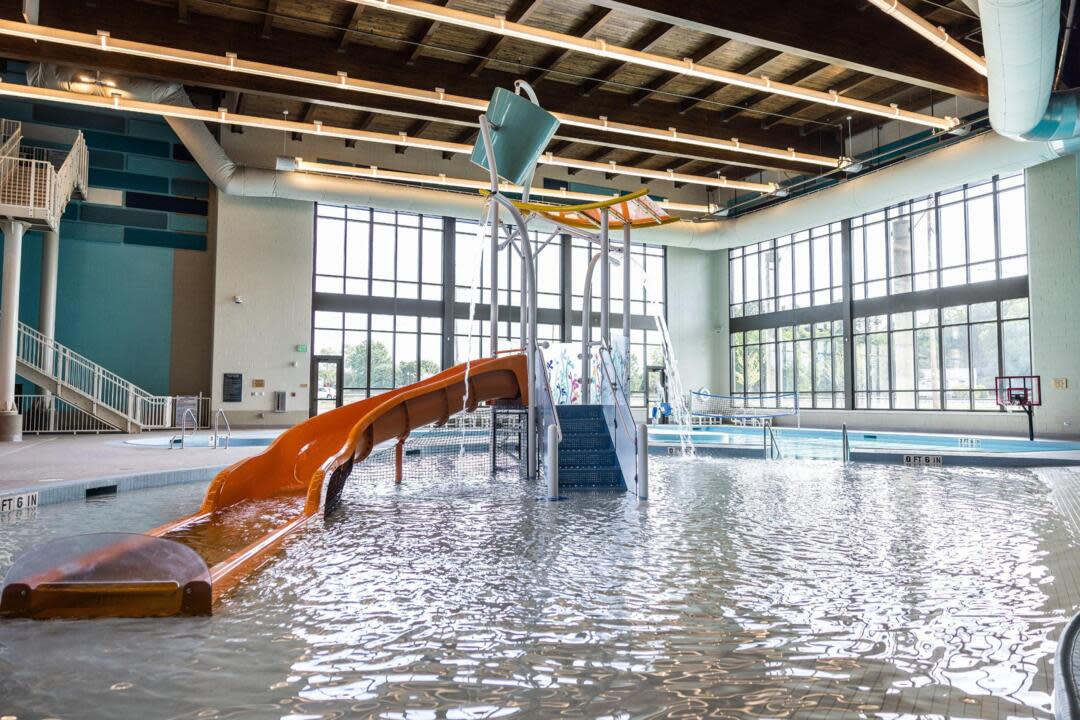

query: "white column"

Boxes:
[39, 230, 58, 346]
[0, 221, 27, 440]
[622, 223, 631, 340]
[599, 209, 610, 345]
[489, 206, 499, 356]
[40, 230, 59, 430]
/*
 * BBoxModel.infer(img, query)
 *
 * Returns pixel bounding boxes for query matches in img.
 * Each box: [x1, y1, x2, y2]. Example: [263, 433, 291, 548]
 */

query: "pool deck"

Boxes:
[0, 429, 281, 498]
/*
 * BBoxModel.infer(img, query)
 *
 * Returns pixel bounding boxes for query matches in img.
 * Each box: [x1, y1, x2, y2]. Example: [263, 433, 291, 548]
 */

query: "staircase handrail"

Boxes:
[50, 131, 87, 225]
[533, 341, 562, 443]
[596, 341, 636, 443]
[0, 119, 21, 158]
[15, 320, 171, 429]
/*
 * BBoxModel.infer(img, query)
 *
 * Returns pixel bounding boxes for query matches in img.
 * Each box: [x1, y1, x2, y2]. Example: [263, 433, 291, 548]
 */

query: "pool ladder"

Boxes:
[763, 421, 783, 460]
[169, 408, 197, 449]
[211, 408, 231, 449]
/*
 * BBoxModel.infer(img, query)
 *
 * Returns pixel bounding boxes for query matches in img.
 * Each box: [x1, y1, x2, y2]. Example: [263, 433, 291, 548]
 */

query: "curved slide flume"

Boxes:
[0, 354, 528, 619]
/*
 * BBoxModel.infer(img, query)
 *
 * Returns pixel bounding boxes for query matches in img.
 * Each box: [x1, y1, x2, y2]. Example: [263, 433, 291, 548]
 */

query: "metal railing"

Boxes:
[211, 408, 232, 449]
[765, 422, 783, 459]
[597, 341, 639, 491]
[15, 320, 173, 430]
[15, 394, 119, 434]
[0, 120, 87, 230]
[0, 119, 22, 159]
[534, 342, 563, 485]
[170, 408, 198, 449]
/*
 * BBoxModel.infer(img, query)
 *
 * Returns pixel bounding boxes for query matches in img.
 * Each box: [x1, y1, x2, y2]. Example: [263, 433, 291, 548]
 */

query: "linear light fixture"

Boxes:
[0, 81, 777, 192]
[346, 0, 961, 131]
[0, 19, 847, 170]
[867, 0, 987, 76]
[288, 158, 715, 214]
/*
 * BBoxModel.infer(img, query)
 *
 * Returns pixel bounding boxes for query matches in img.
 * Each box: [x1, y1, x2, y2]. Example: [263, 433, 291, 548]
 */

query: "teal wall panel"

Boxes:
[0, 82, 212, 396]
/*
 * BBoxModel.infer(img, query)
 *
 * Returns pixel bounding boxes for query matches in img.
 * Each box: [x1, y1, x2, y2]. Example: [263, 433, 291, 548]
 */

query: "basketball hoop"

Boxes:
[996, 375, 1041, 440]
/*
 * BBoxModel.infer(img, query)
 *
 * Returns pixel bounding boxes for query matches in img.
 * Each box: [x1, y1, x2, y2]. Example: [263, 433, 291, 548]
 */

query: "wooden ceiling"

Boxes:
[0, 0, 991, 190]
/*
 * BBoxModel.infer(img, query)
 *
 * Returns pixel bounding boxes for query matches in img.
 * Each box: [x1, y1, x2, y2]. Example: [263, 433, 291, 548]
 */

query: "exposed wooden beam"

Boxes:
[712, 60, 828, 123]
[299, 102, 317, 123]
[676, 48, 781, 115]
[403, 0, 450, 66]
[224, 90, 243, 133]
[261, 0, 276, 39]
[628, 35, 730, 107]
[578, 21, 674, 96]
[567, 146, 612, 175]
[760, 72, 875, 130]
[527, 8, 614, 87]
[23, 0, 837, 159]
[337, 5, 365, 52]
[588, 0, 987, 97]
[466, 0, 544, 77]
[177, 0, 190, 24]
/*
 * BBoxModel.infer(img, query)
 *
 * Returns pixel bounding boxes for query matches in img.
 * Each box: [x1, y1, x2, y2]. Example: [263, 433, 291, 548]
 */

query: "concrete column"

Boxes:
[39, 230, 58, 346]
[1026, 154, 1080, 439]
[40, 229, 59, 431]
[0, 220, 27, 441]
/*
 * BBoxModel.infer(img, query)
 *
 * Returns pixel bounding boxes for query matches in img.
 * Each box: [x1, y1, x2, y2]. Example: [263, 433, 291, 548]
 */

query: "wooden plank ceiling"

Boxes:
[0, 0, 988, 189]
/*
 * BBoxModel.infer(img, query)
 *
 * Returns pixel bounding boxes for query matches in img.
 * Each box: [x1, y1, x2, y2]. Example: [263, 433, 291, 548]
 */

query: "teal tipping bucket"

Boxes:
[471, 87, 560, 186]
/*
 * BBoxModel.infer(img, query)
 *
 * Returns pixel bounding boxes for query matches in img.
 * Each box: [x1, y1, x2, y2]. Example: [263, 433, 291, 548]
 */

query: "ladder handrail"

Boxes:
[212, 408, 232, 449]
[171, 408, 198, 449]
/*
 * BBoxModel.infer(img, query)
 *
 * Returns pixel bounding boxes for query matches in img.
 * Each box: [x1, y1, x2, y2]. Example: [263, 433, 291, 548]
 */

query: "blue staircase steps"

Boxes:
[556, 405, 626, 491]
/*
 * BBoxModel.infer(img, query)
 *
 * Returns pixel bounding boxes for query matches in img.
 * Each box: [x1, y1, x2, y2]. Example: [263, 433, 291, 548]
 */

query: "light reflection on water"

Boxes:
[0, 457, 1077, 719]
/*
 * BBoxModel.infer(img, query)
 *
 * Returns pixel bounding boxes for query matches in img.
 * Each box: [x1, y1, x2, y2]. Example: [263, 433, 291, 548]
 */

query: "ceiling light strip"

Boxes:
[346, 0, 960, 131]
[0, 19, 844, 169]
[292, 158, 713, 213]
[867, 0, 987, 76]
[0, 82, 775, 192]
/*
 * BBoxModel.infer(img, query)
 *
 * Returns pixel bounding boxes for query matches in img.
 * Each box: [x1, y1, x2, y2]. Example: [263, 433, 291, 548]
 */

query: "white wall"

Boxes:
[211, 192, 314, 426]
[1027, 153, 1080, 438]
[665, 246, 724, 393]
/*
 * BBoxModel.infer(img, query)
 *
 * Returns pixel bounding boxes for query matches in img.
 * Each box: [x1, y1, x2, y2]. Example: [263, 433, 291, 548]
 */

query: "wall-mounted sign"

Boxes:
[296, 344, 308, 353]
[1054, 377, 1069, 389]
[174, 396, 200, 426]
[223, 373, 243, 402]
[252, 378, 266, 388]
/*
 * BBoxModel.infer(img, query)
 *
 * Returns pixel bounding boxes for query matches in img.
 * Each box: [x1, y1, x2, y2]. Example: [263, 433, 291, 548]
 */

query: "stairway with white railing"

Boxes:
[0, 117, 166, 433]
[0, 118, 88, 229]
[15, 321, 174, 432]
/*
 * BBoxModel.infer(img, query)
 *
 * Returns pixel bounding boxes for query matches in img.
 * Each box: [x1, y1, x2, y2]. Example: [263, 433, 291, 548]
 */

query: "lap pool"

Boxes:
[2, 455, 1078, 719]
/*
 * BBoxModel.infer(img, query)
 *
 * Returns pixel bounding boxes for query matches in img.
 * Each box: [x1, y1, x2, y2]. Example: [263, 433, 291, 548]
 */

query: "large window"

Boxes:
[728, 174, 1031, 412]
[850, 174, 1027, 299]
[729, 223, 842, 318]
[313, 203, 666, 406]
[731, 321, 845, 409]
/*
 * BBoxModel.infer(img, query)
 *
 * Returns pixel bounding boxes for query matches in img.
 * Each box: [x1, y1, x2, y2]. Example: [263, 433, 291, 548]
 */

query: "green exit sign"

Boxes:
[295, 344, 308, 353]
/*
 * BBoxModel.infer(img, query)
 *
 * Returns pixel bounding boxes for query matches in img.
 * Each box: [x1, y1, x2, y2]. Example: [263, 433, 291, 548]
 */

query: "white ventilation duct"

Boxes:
[980, 0, 1080, 155]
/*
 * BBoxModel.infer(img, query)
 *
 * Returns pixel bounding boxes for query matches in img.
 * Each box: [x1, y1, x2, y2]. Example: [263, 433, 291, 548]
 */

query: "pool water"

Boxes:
[2, 457, 1078, 719]
[651, 424, 1080, 460]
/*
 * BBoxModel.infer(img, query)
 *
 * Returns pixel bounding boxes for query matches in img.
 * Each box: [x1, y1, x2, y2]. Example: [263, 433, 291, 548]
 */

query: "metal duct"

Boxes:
[980, 0, 1080, 154]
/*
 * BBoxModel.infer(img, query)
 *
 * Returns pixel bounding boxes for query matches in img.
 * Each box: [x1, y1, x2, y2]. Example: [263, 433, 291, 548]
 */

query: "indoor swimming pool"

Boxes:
[651, 425, 1080, 463]
[2, 454, 1077, 719]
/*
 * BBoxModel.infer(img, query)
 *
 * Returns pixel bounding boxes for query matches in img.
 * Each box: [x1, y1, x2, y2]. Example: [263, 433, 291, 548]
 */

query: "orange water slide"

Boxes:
[0, 354, 528, 619]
